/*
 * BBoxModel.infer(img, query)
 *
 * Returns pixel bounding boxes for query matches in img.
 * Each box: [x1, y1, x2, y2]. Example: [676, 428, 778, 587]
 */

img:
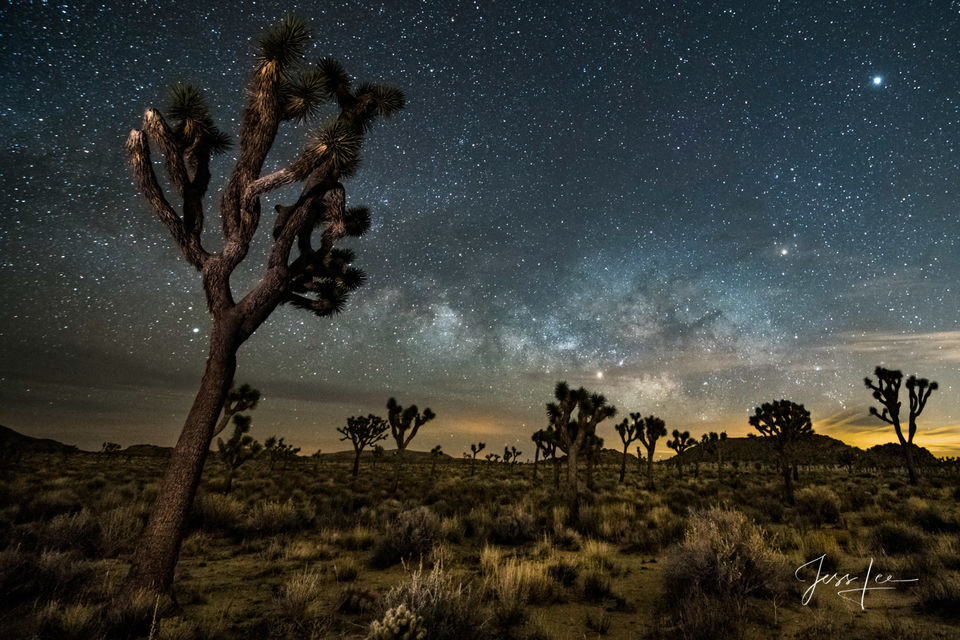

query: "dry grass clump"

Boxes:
[371, 506, 441, 568]
[793, 485, 842, 528]
[662, 507, 788, 640]
[380, 560, 485, 640]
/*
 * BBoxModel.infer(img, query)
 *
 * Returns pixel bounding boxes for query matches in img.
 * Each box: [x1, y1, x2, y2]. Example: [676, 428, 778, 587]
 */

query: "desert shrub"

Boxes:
[335, 556, 361, 582]
[371, 507, 441, 568]
[440, 516, 465, 543]
[35, 600, 102, 639]
[0, 547, 93, 604]
[39, 509, 101, 556]
[339, 587, 378, 615]
[99, 505, 143, 556]
[380, 562, 485, 640]
[871, 522, 927, 555]
[798, 530, 842, 572]
[339, 524, 378, 550]
[547, 558, 578, 587]
[663, 486, 703, 515]
[914, 573, 960, 618]
[584, 610, 611, 634]
[490, 508, 537, 545]
[662, 507, 788, 640]
[794, 486, 841, 528]
[581, 566, 614, 602]
[248, 500, 301, 536]
[193, 493, 246, 534]
[276, 570, 322, 622]
[28, 488, 81, 520]
[367, 603, 427, 640]
[462, 506, 493, 541]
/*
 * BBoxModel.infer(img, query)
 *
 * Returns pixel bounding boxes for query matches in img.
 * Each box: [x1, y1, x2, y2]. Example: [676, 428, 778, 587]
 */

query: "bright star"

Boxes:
[872, 76, 883, 86]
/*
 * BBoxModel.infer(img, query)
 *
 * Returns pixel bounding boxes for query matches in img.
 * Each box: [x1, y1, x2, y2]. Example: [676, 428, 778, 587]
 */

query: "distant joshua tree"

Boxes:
[749, 400, 813, 502]
[864, 367, 938, 486]
[635, 415, 667, 487]
[216, 415, 262, 493]
[101, 442, 122, 457]
[667, 430, 695, 479]
[213, 384, 261, 438]
[584, 433, 604, 489]
[467, 442, 486, 476]
[372, 444, 385, 469]
[614, 415, 642, 483]
[546, 382, 616, 505]
[486, 453, 501, 463]
[337, 414, 388, 476]
[430, 445, 443, 477]
[123, 17, 406, 595]
[386, 397, 436, 492]
[263, 436, 301, 470]
[838, 449, 858, 475]
[531, 429, 554, 481]
[699, 431, 728, 482]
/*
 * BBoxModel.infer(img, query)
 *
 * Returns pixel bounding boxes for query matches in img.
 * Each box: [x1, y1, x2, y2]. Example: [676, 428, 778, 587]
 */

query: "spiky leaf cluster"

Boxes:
[288, 246, 367, 317]
[217, 415, 263, 470]
[748, 400, 813, 453]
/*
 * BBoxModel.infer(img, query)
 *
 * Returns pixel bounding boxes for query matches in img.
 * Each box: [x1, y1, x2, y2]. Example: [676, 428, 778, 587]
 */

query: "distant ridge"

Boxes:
[0, 424, 79, 455]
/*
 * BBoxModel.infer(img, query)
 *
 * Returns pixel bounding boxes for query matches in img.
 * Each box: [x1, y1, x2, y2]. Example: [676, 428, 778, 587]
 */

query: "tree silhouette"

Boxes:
[467, 442, 485, 476]
[123, 17, 405, 594]
[749, 400, 813, 502]
[263, 436, 300, 470]
[699, 431, 728, 482]
[372, 444, 385, 470]
[546, 382, 616, 509]
[213, 384, 260, 438]
[635, 415, 667, 487]
[666, 429, 695, 479]
[216, 415, 262, 493]
[614, 415, 641, 483]
[865, 366, 938, 485]
[386, 397, 435, 492]
[337, 414, 388, 477]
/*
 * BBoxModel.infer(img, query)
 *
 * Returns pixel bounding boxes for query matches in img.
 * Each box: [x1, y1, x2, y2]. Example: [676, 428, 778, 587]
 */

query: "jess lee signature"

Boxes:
[795, 554, 918, 610]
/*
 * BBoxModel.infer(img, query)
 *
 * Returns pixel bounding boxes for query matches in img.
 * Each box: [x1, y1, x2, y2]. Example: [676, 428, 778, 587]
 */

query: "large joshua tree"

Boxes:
[635, 414, 667, 487]
[337, 414, 389, 477]
[749, 400, 813, 502]
[864, 367, 938, 485]
[123, 17, 405, 594]
[386, 397, 436, 492]
[546, 382, 616, 504]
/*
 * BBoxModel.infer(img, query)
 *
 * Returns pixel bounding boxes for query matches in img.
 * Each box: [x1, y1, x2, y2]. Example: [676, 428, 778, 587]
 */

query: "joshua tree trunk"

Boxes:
[352, 449, 362, 477]
[904, 445, 917, 485]
[392, 450, 404, 493]
[781, 456, 795, 503]
[553, 457, 561, 487]
[532, 448, 540, 480]
[223, 468, 235, 494]
[619, 444, 629, 483]
[646, 452, 655, 487]
[125, 328, 237, 593]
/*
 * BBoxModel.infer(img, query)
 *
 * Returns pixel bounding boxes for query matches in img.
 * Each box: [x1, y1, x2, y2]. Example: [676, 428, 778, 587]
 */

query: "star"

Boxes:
[872, 75, 883, 86]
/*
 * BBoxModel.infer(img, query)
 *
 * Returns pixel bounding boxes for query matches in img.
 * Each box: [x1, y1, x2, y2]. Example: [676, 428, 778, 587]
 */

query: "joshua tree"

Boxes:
[213, 383, 261, 438]
[310, 448, 323, 471]
[531, 429, 550, 481]
[263, 436, 301, 470]
[123, 17, 406, 594]
[749, 400, 813, 502]
[838, 449, 858, 475]
[372, 444, 384, 469]
[614, 415, 641, 483]
[667, 429, 695, 479]
[386, 397, 435, 492]
[467, 442, 486, 476]
[546, 381, 616, 503]
[699, 431, 728, 481]
[430, 445, 443, 477]
[101, 442, 122, 457]
[864, 367, 938, 486]
[485, 453, 500, 463]
[337, 414, 388, 476]
[503, 445, 521, 470]
[216, 415, 262, 493]
[635, 415, 667, 487]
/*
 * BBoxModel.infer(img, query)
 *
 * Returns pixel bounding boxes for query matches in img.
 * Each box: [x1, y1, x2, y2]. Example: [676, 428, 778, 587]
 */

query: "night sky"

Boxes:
[2, 1, 960, 458]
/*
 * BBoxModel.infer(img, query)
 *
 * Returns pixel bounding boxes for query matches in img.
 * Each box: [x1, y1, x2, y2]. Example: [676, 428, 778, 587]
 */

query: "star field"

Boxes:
[2, 1, 960, 457]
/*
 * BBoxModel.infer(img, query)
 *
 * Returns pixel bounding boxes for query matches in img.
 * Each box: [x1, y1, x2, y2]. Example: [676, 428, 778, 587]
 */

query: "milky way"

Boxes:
[2, 1, 959, 456]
